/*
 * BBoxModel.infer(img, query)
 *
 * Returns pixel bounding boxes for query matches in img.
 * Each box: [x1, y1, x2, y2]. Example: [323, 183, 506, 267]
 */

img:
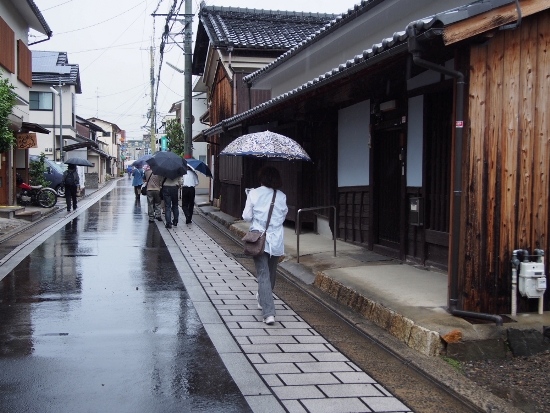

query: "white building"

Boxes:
[28, 50, 81, 162]
[1, 0, 52, 204]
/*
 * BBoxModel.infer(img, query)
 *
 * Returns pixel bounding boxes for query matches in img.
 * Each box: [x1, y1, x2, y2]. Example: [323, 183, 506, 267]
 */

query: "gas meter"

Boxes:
[518, 262, 547, 298]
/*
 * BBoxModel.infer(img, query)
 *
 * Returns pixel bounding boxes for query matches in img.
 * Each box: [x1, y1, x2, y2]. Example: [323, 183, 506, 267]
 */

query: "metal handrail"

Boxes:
[296, 206, 336, 263]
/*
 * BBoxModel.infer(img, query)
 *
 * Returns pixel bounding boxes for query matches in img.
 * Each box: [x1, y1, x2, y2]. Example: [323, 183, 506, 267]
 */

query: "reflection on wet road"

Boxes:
[0, 181, 251, 412]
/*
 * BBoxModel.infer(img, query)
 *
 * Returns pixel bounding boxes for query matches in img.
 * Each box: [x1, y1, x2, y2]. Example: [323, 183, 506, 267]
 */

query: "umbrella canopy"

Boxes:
[186, 158, 212, 178]
[219, 130, 311, 161]
[132, 154, 153, 168]
[146, 151, 187, 180]
[64, 157, 94, 167]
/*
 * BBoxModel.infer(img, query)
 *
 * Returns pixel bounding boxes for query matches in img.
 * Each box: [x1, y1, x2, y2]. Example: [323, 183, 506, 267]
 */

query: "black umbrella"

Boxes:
[146, 151, 187, 180]
[64, 157, 94, 167]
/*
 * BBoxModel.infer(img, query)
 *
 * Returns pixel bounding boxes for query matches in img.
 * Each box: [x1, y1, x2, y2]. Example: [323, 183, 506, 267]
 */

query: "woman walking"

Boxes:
[132, 164, 144, 200]
[242, 166, 288, 325]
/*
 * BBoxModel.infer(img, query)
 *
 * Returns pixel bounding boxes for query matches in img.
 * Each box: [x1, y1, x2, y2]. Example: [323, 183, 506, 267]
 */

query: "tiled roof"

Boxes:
[31, 51, 81, 93]
[242, 0, 513, 85]
[198, 2, 337, 50]
[202, 0, 514, 138]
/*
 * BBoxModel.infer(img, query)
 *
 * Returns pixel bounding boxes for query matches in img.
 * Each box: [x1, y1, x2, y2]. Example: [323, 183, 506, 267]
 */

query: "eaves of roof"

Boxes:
[10, 0, 52, 37]
[203, 0, 516, 138]
[76, 116, 107, 133]
[242, 0, 514, 86]
[193, 1, 336, 75]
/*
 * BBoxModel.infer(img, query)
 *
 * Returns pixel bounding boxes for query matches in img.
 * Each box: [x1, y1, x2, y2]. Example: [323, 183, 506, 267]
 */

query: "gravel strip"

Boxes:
[461, 350, 550, 412]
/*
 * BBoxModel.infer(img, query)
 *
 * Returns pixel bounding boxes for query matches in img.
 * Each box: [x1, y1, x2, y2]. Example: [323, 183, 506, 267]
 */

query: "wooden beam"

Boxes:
[443, 0, 550, 45]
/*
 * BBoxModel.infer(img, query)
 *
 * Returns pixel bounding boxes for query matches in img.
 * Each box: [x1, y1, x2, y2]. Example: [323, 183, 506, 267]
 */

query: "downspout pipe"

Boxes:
[406, 24, 503, 326]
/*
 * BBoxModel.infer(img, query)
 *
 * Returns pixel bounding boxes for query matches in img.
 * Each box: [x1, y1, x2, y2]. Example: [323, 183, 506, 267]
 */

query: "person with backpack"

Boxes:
[63, 164, 80, 212]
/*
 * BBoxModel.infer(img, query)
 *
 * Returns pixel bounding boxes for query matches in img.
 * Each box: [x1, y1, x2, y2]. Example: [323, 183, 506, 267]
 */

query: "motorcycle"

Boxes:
[16, 173, 58, 208]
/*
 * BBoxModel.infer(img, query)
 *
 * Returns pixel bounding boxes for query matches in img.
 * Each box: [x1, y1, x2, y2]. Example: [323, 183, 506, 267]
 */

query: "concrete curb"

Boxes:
[313, 272, 443, 357]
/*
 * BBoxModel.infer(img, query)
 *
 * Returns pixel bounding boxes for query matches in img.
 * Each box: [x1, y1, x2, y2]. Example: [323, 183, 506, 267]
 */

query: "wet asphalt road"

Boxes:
[0, 181, 251, 412]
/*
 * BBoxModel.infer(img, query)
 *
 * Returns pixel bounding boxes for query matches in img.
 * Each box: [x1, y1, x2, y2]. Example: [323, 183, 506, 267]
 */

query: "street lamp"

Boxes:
[49, 82, 63, 162]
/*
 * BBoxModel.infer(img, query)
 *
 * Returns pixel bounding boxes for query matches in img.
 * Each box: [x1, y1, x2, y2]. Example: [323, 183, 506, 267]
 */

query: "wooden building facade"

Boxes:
[201, 3, 550, 315]
[461, 10, 550, 314]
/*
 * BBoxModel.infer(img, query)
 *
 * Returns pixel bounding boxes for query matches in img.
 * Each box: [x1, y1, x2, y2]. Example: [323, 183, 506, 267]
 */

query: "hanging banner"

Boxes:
[16, 133, 38, 149]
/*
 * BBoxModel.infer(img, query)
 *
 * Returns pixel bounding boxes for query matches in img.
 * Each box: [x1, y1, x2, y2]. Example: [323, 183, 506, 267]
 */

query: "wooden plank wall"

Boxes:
[463, 12, 550, 314]
[338, 187, 370, 245]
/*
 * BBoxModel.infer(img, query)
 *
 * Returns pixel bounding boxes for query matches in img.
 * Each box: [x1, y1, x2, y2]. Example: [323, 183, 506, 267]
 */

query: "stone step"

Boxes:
[0, 206, 25, 219]
[14, 210, 42, 222]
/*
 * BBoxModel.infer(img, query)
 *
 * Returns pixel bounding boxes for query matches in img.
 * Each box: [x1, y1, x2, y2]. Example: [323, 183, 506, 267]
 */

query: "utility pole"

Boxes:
[152, 4, 193, 157]
[183, 0, 193, 158]
[150, 44, 156, 154]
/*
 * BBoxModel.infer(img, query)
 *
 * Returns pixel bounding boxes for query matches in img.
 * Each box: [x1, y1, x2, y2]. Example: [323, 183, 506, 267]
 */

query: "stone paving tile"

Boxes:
[361, 396, 411, 412]
[334, 371, 377, 383]
[278, 372, 340, 386]
[248, 335, 298, 344]
[281, 399, 308, 413]
[300, 398, 370, 413]
[169, 222, 410, 413]
[319, 383, 384, 397]
[240, 344, 282, 354]
[263, 374, 285, 387]
[255, 363, 302, 375]
[295, 361, 354, 373]
[271, 385, 325, 400]
[279, 343, 332, 353]
[311, 352, 350, 362]
[261, 353, 318, 363]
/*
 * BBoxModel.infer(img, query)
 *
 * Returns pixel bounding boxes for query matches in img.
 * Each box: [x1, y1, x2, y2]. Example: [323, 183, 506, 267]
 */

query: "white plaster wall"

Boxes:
[255, 0, 471, 97]
[338, 100, 370, 187]
[407, 95, 423, 187]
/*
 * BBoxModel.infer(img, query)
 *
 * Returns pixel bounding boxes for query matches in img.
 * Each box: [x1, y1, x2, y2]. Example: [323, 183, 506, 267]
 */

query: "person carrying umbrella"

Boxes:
[181, 165, 199, 224]
[242, 166, 288, 325]
[62, 164, 80, 212]
[131, 164, 144, 200]
[161, 175, 181, 228]
[144, 168, 163, 223]
[145, 151, 188, 229]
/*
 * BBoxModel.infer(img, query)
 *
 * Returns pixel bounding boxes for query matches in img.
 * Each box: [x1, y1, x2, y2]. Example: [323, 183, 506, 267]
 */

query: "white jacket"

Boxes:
[242, 186, 288, 256]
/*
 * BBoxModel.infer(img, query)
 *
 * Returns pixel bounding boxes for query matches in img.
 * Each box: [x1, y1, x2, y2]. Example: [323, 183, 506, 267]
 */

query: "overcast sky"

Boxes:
[31, 0, 355, 140]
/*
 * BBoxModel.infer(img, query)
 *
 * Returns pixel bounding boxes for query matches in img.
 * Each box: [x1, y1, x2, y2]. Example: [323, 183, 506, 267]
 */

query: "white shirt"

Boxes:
[242, 186, 288, 256]
[182, 169, 199, 187]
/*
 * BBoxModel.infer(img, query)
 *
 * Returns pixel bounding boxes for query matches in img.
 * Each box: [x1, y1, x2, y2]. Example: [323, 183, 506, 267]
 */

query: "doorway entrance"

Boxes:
[373, 127, 403, 254]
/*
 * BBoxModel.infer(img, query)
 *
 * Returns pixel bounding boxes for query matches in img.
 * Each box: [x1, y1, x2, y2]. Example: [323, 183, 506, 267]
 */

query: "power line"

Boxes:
[54, 1, 146, 35]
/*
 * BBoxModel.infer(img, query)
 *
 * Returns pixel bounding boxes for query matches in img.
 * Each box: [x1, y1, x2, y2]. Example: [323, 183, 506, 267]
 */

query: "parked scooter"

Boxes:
[16, 173, 58, 208]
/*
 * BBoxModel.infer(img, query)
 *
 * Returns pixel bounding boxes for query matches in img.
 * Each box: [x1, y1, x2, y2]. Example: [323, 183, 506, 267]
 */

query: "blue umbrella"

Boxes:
[187, 158, 212, 178]
[132, 154, 153, 168]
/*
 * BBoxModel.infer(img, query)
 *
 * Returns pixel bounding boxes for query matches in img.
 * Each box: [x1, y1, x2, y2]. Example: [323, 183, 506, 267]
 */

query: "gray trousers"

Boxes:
[253, 252, 279, 318]
[147, 190, 162, 220]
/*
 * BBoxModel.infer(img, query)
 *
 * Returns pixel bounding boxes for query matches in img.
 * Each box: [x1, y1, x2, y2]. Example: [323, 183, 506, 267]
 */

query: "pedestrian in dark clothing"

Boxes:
[162, 176, 181, 228]
[63, 164, 80, 212]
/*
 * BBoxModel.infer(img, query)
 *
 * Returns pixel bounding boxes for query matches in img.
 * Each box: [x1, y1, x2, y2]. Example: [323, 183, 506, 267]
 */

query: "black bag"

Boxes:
[242, 190, 277, 257]
[141, 185, 147, 196]
[64, 170, 75, 186]
[159, 177, 166, 200]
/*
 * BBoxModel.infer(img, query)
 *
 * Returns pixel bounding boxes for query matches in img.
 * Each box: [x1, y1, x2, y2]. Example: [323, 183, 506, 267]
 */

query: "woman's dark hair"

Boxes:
[68, 164, 76, 170]
[258, 166, 282, 189]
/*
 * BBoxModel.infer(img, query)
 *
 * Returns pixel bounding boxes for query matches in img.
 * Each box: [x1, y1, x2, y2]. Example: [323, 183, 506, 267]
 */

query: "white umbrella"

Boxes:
[220, 131, 311, 161]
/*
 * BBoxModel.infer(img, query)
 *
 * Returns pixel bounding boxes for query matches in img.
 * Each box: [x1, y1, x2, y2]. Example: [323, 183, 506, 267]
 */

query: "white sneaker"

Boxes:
[263, 316, 275, 325]
[256, 292, 262, 310]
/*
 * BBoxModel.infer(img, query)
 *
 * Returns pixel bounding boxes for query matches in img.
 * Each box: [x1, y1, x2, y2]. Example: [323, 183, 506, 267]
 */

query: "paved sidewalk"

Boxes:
[194, 194, 550, 363]
[160, 220, 411, 413]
